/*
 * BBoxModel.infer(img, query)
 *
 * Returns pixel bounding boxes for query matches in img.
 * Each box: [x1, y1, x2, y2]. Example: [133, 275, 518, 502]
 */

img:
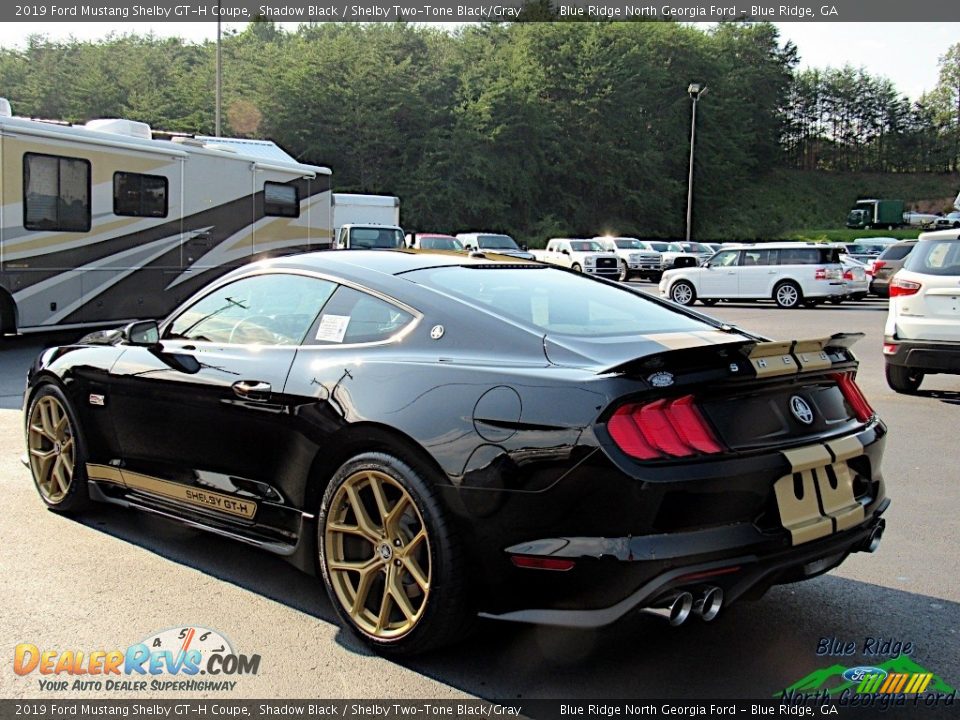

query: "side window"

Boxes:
[742, 249, 775, 266]
[264, 182, 299, 218]
[780, 248, 817, 265]
[166, 273, 336, 345]
[307, 286, 414, 345]
[114, 172, 168, 218]
[711, 250, 740, 267]
[23, 153, 91, 232]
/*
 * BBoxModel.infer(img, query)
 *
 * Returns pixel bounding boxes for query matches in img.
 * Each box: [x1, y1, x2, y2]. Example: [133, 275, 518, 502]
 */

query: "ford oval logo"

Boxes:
[842, 666, 887, 683]
[790, 395, 815, 425]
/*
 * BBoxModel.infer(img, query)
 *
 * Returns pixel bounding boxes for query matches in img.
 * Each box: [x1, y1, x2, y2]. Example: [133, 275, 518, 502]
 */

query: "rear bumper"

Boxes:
[884, 336, 960, 373]
[482, 502, 888, 628]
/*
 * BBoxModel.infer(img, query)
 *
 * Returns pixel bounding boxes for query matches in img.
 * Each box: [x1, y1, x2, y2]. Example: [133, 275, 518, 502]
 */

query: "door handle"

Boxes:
[232, 380, 272, 402]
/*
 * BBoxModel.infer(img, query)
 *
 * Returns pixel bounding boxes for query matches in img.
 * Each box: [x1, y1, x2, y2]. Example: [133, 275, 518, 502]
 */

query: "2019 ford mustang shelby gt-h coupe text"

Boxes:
[24, 250, 888, 655]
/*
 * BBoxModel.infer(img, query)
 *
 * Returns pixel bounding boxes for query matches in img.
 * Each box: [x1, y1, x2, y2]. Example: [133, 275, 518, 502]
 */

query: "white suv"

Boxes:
[883, 230, 960, 393]
[659, 243, 845, 308]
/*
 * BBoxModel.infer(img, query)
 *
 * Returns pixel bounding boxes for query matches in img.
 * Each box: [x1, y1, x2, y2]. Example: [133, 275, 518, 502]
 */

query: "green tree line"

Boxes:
[1, 21, 958, 241]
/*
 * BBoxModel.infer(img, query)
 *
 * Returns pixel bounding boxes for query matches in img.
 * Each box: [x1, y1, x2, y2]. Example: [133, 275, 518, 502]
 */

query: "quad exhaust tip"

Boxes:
[864, 522, 884, 553]
[693, 586, 723, 622]
[641, 591, 693, 626]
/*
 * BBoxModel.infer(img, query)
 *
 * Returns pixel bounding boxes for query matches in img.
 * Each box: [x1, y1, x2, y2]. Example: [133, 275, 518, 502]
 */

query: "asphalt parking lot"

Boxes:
[1, 293, 958, 702]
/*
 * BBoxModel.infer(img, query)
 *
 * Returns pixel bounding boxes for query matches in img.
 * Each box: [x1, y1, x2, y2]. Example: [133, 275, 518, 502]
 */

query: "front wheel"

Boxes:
[774, 281, 802, 308]
[670, 280, 696, 306]
[25, 384, 90, 514]
[571, 263, 582, 273]
[885, 364, 924, 394]
[319, 452, 470, 656]
[618, 261, 628, 282]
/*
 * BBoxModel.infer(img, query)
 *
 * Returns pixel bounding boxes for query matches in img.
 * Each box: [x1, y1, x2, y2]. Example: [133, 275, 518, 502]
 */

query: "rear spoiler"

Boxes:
[601, 332, 864, 382]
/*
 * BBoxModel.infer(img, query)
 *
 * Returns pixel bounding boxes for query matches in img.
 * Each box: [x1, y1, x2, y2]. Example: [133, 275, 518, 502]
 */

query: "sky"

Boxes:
[0, 21, 957, 101]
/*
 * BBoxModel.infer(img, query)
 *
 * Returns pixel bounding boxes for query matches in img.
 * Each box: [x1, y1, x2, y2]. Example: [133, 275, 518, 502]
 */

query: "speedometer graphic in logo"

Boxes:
[142, 626, 233, 662]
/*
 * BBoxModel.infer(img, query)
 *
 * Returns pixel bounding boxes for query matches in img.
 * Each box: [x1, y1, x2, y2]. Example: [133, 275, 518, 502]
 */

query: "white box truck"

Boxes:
[331, 194, 403, 249]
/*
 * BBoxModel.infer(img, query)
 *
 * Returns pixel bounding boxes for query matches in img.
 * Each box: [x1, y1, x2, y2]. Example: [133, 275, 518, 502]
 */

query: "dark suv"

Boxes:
[869, 240, 917, 298]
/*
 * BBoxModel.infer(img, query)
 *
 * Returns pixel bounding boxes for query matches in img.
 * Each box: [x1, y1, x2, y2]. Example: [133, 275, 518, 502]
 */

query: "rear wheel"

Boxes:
[319, 452, 470, 656]
[25, 384, 90, 514]
[774, 281, 802, 308]
[670, 280, 696, 306]
[885, 364, 924, 394]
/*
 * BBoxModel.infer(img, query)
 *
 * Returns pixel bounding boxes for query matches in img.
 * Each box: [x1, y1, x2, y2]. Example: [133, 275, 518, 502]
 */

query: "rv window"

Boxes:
[113, 172, 169, 218]
[264, 182, 299, 218]
[23, 153, 91, 232]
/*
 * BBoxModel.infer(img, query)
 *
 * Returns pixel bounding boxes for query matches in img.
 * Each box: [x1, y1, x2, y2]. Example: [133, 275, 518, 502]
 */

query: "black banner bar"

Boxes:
[4, 1, 960, 24]
[0, 699, 957, 720]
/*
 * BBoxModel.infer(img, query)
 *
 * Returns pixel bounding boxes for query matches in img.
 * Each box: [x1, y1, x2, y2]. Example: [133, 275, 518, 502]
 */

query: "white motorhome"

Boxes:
[0, 99, 331, 334]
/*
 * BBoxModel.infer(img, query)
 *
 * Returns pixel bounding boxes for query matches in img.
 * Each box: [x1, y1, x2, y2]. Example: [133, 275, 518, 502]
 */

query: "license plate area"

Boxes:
[774, 438, 865, 545]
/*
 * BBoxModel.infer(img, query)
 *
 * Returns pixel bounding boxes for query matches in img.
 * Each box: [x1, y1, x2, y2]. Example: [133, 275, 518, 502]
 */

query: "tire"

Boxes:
[829, 297, 843, 305]
[773, 281, 802, 309]
[649, 271, 663, 283]
[617, 261, 628, 282]
[670, 280, 696, 306]
[700, 298, 719, 306]
[802, 299, 820, 308]
[318, 452, 471, 656]
[571, 263, 582, 273]
[24, 384, 91, 514]
[885, 364, 924, 394]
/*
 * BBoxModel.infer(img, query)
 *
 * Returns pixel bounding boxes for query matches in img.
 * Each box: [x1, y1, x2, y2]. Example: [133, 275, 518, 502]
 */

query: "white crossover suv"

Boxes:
[659, 243, 845, 308]
[883, 230, 960, 393]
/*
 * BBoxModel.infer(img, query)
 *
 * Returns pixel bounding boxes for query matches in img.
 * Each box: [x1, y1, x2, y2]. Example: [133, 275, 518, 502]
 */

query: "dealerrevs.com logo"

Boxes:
[13, 627, 260, 692]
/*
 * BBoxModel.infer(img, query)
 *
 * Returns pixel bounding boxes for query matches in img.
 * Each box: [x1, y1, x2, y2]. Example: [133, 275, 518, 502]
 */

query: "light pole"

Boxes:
[215, 8, 222, 136]
[685, 83, 707, 242]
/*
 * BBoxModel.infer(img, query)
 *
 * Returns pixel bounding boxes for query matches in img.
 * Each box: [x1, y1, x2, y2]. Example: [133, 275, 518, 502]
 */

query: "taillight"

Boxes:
[815, 267, 827, 280]
[843, 269, 854, 281]
[872, 260, 886, 274]
[831, 372, 875, 422]
[606, 394, 723, 460]
[890, 278, 921, 297]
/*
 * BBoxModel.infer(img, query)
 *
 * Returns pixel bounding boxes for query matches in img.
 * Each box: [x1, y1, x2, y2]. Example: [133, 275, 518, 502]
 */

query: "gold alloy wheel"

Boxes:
[325, 470, 431, 639]
[27, 395, 76, 504]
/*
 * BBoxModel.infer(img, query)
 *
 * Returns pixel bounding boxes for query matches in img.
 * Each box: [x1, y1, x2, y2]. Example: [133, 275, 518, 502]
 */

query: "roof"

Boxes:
[918, 228, 960, 240]
[262, 249, 538, 277]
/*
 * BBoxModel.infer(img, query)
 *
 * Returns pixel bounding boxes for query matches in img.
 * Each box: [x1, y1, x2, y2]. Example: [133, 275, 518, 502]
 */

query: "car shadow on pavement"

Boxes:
[68, 503, 960, 702]
[920, 389, 960, 406]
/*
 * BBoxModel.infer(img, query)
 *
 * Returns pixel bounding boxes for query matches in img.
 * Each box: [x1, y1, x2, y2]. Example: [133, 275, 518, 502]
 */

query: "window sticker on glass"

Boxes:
[316, 314, 351, 343]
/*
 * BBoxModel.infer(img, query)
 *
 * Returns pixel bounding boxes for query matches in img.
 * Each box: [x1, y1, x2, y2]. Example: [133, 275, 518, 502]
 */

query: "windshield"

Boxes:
[646, 242, 670, 252]
[615, 239, 642, 250]
[477, 235, 519, 250]
[420, 236, 463, 251]
[350, 228, 404, 249]
[406, 266, 710, 337]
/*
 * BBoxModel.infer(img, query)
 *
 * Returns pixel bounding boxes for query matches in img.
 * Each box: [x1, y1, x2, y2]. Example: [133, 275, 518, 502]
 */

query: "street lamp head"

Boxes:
[687, 83, 707, 98]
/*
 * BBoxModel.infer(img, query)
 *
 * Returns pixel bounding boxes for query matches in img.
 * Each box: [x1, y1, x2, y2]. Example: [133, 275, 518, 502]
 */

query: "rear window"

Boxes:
[879, 244, 914, 261]
[904, 239, 960, 276]
[406, 266, 711, 337]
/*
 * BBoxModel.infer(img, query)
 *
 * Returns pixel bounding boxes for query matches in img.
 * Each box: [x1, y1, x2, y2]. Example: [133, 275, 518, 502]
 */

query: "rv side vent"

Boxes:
[171, 136, 205, 147]
[85, 118, 153, 140]
[0, 98, 11, 117]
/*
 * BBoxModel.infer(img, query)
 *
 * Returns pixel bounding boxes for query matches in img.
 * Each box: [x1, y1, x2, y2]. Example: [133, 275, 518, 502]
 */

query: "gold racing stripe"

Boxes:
[85, 463, 124, 484]
[774, 469, 833, 545]
[775, 439, 866, 544]
[85, 463, 256, 519]
[792, 338, 834, 372]
[644, 332, 713, 350]
[748, 340, 798, 378]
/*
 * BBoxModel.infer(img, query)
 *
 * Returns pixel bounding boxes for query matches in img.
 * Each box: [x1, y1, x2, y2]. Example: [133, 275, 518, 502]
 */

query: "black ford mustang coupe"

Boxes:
[24, 250, 888, 655]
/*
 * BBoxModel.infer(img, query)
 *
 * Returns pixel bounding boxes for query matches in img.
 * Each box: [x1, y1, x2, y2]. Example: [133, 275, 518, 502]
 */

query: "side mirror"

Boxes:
[561, 248, 570, 255]
[521, 243, 528, 251]
[123, 320, 160, 347]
